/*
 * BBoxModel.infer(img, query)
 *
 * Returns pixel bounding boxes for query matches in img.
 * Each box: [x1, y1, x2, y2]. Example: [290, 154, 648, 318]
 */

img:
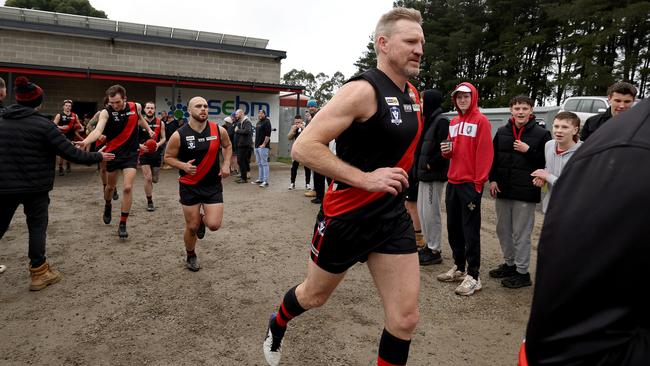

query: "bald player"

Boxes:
[164, 97, 232, 272]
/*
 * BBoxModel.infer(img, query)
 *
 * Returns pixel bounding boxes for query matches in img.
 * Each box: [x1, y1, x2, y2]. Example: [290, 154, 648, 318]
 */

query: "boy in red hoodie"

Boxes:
[436, 82, 493, 296]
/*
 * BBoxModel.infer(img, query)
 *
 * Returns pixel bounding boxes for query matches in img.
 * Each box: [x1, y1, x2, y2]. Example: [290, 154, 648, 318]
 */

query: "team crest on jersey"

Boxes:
[187, 141, 196, 149]
[317, 220, 326, 236]
[385, 97, 400, 106]
[390, 106, 402, 125]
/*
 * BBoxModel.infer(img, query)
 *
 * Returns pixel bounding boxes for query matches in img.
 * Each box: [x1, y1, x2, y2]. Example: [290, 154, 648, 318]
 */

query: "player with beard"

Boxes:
[53, 99, 83, 175]
[77, 85, 154, 240]
[138, 101, 166, 212]
[164, 97, 232, 272]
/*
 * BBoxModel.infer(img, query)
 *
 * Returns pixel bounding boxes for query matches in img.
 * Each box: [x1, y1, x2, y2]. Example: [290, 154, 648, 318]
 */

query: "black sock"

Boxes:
[147, 196, 153, 204]
[377, 328, 411, 366]
[105, 200, 111, 208]
[272, 285, 307, 338]
[120, 212, 129, 224]
[186, 250, 196, 258]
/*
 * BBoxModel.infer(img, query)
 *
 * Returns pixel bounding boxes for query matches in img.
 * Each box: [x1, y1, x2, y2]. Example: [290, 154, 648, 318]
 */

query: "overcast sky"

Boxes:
[70, 0, 393, 79]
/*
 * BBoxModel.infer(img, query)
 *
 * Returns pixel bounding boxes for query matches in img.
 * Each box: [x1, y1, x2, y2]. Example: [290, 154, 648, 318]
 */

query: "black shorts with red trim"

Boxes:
[179, 183, 223, 206]
[139, 152, 162, 167]
[106, 155, 138, 172]
[309, 209, 416, 274]
[405, 176, 419, 202]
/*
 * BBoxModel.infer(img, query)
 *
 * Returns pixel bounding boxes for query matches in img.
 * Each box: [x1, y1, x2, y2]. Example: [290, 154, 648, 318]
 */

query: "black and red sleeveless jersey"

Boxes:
[139, 117, 162, 144]
[323, 68, 422, 221]
[177, 122, 222, 188]
[103, 102, 140, 159]
[58, 112, 79, 139]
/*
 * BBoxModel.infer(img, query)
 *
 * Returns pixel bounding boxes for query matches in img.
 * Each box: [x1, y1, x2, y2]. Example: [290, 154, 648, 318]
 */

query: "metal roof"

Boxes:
[0, 6, 285, 59]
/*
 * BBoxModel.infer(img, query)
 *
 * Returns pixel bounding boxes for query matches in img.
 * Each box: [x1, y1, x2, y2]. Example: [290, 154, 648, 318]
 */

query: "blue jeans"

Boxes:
[255, 147, 270, 182]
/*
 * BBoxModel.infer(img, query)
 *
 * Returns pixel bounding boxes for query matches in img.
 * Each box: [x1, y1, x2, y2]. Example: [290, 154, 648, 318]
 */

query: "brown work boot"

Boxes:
[29, 261, 61, 291]
[415, 232, 425, 249]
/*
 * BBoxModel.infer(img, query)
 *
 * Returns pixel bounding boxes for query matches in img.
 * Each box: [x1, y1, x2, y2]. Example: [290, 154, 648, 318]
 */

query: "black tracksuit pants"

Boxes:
[238, 146, 252, 179]
[290, 161, 311, 185]
[445, 182, 482, 279]
[0, 191, 50, 267]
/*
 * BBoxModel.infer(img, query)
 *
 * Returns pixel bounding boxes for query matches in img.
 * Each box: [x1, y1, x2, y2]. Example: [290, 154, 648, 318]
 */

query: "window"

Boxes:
[563, 99, 579, 111]
[592, 100, 607, 113]
[577, 100, 594, 113]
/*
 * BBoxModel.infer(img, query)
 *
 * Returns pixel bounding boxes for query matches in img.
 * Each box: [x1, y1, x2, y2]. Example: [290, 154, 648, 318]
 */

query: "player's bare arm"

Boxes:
[219, 126, 232, 177]
[293, 80, 408, 195]
[78, 109, 108, 148]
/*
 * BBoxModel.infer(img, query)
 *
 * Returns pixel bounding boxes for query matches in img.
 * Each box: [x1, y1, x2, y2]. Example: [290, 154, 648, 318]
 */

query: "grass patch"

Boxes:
[276, 156, 292, 165]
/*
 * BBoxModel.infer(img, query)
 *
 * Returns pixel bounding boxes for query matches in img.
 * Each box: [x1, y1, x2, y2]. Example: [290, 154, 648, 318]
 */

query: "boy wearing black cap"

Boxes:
[0, 77, 115, 290]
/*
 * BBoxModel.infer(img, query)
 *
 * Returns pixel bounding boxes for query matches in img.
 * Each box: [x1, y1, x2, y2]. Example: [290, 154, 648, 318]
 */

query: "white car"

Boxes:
[559, 96, 609, 125]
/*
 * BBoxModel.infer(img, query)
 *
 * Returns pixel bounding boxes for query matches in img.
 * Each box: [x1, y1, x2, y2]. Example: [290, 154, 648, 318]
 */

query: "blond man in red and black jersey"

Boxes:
[262, 8, 424, 366]
[77, 85, 154, 240]
[164, 96, 231, 272]
[53, 99, 83, 175]
[138, 101, 166, 212]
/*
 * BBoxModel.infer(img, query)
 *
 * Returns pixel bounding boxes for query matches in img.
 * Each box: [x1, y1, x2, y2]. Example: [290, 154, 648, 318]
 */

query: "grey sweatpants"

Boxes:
[495, 198, 536, 274]
[417, 181, 446, 252]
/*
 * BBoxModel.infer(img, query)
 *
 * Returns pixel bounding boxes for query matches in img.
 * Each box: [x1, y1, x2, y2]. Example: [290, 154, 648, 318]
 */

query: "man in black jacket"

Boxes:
[488, 95, 550, 288]
[580, 82, 636, 141]
[416, 89, 449, 265]
[0, 77, 114, 291]
[234, 108, 253, 183]
[523, 98, 650, 366]
[0, 77, 6, 113]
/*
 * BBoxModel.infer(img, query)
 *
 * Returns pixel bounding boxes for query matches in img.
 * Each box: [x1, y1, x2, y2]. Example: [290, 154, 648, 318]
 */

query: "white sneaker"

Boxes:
[263, 316, 282, 366]
[436, 265, 467, 282]
[455, 275, 482, 296]
[260, 182, 269, 188]
[305, 184, 312, 190]
[288, 183, 295, 190]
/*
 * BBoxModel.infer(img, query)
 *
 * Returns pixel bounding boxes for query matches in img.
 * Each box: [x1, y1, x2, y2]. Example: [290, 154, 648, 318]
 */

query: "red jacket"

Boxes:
[442, 82, 493, 192]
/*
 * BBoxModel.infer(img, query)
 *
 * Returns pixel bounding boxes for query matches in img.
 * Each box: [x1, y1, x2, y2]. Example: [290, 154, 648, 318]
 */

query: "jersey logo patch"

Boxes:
[404, 104, 413, 112]
[412, 104, 421, 112]
[390, 106, 402, 125]
[449, 122, 478, 137]
[187, 140, 196, 149]
[206, 136, 217, 141]
[385, 97, 399, 106]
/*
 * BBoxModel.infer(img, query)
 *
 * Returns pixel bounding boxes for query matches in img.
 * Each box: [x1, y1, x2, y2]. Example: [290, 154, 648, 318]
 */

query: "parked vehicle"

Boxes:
[559, 96, 609, 125]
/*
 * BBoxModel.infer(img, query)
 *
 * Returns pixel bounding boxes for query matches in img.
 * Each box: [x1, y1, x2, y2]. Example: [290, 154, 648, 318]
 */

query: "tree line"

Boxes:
[355, 0, 650, 109]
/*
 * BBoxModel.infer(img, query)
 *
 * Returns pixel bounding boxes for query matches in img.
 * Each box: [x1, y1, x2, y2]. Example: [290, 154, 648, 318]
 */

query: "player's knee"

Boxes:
[122, 185, 133, 194]
[206, 221, 221, 231]
[390, 309, 419, 335]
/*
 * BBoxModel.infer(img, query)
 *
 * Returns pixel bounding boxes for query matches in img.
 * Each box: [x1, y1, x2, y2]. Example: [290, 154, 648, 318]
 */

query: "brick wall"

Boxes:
[0, 29, 281, 84]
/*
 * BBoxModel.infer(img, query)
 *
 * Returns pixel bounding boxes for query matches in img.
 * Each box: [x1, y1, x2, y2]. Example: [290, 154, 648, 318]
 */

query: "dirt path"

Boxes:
[0, 163, 542, 365]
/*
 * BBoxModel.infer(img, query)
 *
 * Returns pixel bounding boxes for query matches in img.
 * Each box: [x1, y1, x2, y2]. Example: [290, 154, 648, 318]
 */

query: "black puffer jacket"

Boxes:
[489, 117, 551, 202]
[416, 107, 449, 182]
[0, 104, 103, 194]
[580, 107, 612, 141]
